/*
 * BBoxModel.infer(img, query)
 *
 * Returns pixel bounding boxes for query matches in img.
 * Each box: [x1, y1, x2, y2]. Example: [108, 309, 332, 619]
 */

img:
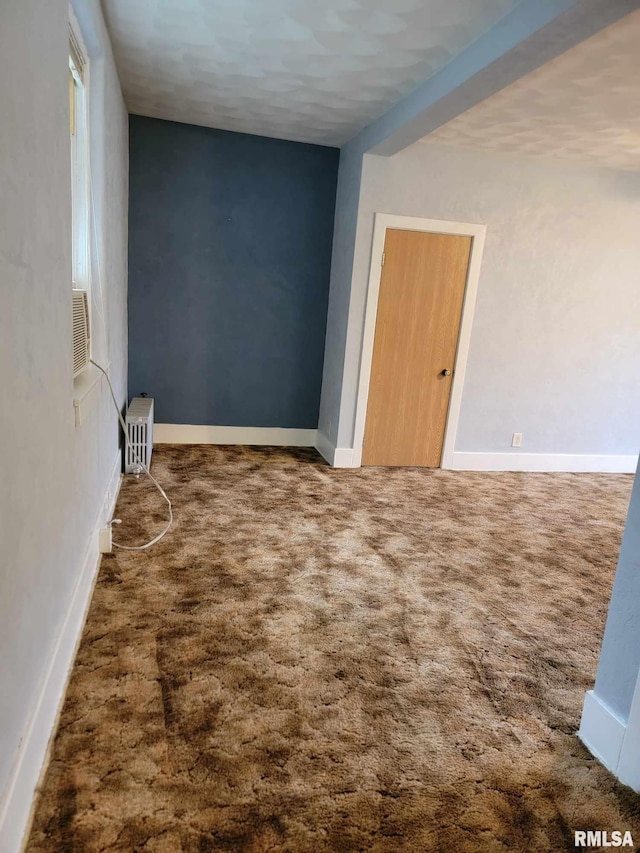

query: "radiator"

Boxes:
[125, 397, 154, 474]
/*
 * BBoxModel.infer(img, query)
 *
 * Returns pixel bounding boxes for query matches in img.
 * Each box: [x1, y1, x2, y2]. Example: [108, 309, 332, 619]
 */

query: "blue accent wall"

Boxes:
[128, 116, 339, 428]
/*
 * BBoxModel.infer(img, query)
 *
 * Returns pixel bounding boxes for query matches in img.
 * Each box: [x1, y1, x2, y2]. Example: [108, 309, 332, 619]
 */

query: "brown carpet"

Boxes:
[27, 445, 640, 852]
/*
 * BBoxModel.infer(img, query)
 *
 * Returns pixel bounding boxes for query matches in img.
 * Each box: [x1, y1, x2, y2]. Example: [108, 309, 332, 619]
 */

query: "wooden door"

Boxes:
[362, 228, 472, 467]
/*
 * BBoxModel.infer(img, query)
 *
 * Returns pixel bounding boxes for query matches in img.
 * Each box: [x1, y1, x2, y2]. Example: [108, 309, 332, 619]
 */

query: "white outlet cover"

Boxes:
[99, 527, 113, 554]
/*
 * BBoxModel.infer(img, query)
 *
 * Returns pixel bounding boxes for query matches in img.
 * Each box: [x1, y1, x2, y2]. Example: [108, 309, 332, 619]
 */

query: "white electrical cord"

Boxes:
[90, 361, 173, 550]
[86, 162, 172, 550]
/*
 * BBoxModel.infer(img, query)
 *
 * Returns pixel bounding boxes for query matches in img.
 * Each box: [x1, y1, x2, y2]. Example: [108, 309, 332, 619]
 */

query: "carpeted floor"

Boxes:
[27, 445, 640, 852]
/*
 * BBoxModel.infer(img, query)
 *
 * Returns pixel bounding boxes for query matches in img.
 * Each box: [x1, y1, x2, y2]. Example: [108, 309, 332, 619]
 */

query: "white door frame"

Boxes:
[352, 213, 486, 469]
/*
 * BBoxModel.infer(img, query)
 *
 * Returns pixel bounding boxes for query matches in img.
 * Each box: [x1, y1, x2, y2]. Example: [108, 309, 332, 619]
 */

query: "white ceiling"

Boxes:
[101, 0, 521, 147]
[425, 10, 640, 172]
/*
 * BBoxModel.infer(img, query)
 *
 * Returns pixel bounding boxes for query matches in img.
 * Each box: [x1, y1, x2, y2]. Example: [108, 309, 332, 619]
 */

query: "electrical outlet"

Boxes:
[99, 526, 112, 554]
[512, 432, 523, 448]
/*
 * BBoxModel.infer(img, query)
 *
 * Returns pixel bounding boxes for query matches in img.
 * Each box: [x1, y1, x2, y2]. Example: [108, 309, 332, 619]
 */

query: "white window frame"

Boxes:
[69, 10, 90, 294]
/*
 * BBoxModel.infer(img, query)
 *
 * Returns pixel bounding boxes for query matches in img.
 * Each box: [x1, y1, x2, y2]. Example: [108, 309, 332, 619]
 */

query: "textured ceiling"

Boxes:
[101, 0, 521, 147]
[425, 10, 640, 171]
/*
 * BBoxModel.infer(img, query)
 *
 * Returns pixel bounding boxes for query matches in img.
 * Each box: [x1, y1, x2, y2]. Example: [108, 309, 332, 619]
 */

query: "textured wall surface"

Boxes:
[341, 142, 640, 454]
[429, 9, 640, 172]
[317, 144, 364, 444]
[102, 0, 519, 146]
[128, 116, 339, 428]
[0, 0, 127, 821]
[315, 1, 638, 448]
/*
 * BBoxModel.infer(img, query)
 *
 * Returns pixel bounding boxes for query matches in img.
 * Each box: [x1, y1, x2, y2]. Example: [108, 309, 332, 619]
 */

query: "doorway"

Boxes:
[352, 214, 486, 468]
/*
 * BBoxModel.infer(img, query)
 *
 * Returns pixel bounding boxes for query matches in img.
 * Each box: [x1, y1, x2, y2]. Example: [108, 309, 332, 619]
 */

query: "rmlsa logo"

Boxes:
[574, 830, 634, 847]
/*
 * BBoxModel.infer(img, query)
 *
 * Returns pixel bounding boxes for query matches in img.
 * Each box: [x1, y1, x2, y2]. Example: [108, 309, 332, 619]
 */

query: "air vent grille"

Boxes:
[72, 290, 90, 377]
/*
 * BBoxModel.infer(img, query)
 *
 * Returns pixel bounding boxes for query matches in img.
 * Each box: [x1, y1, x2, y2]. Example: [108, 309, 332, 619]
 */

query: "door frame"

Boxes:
[352, 213, 486, 468]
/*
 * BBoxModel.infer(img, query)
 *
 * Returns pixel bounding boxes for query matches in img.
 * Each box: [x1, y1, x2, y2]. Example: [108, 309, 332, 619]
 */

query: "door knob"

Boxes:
[441, 369, 452, 377]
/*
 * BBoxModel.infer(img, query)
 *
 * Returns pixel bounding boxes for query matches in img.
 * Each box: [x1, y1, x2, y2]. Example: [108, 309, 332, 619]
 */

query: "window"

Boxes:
[69, 22, 89, 292]
[69, 17, 92, 382]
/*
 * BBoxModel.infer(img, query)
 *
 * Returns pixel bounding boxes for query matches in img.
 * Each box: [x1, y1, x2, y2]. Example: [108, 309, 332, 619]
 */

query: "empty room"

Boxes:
[2, 0, 640, 851]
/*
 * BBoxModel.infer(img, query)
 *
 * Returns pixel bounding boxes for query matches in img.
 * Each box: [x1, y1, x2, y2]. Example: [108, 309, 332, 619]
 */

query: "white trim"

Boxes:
[579, 681, 640, 793]
[352, 213, 486, 468]
[69, 8, 91, 294]
[579, 691, 626, 777]
[314, 432, 358, 468]
[617, 669, 640, 792]
[333, 447, 356, 468]
[0, 453, 121, 853]
[154, 424, 317, 447]
[449, 452, 638, 473]
[73, 361, 111, 427]
[68, 7, 89, 72]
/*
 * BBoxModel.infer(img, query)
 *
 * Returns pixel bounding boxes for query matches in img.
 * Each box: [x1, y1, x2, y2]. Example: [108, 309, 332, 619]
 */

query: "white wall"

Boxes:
[318, 145, 364, 446]
[593, 457, 640, 721]
[0, 0, 127, 847]
[315, 1, 635, 454]
[579, 456, 640, 791]
[334, 141, 640, 456]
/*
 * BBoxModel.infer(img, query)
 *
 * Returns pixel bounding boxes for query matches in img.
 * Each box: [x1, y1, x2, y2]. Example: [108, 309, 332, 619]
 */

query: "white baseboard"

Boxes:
[579, 691, 626, 777]
[334, 447, 357, 467]
[0, 453, 122, 853]
[449, 452, 638, 473]
[579, 686, 640, 793]
[314, 445, 638, 473]
[314, 431, 357, 468]
[154, 424, 317, 447]
[156, 424, 360, 467]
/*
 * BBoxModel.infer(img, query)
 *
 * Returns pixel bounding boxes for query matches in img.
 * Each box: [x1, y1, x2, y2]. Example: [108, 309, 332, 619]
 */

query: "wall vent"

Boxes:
[72, 290, 90, 377]
[126, 397, 154, 474]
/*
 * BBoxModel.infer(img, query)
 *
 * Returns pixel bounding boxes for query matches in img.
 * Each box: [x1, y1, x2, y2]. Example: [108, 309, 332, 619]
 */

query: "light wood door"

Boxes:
[362, 228, 472, 467]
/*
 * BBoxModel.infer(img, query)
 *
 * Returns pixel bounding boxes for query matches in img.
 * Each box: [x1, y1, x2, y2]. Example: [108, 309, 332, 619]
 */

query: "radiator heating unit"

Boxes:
[125, 397, 154, 474]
